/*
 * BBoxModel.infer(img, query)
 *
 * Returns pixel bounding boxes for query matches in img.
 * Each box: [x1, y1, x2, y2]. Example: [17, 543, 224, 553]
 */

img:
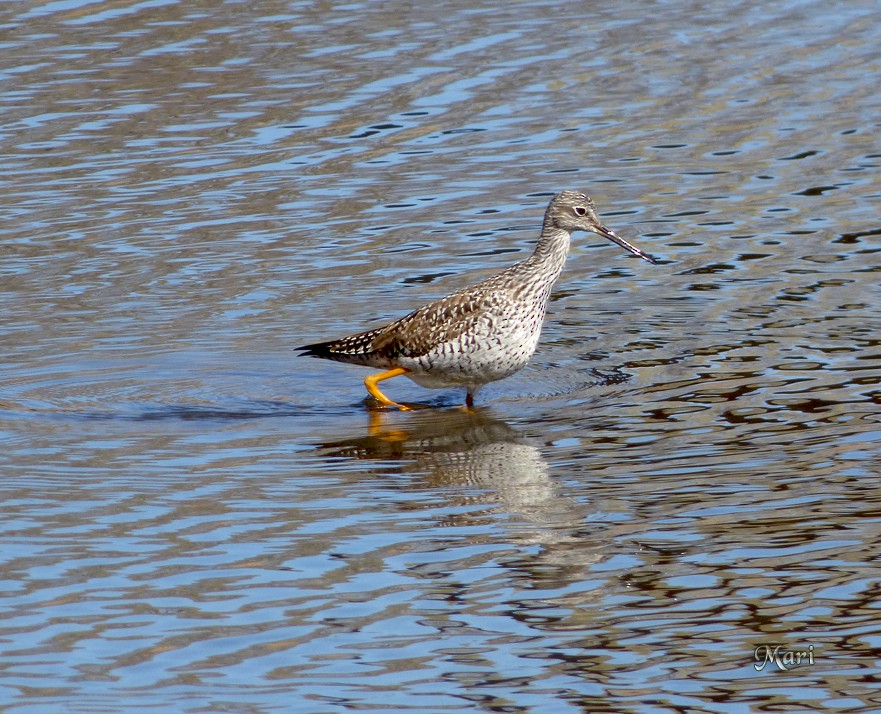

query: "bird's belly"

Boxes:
[401, 321, 542, 389]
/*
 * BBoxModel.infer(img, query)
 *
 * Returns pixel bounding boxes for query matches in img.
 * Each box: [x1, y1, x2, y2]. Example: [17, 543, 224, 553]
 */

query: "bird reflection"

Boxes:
[314, 408, 605, 585]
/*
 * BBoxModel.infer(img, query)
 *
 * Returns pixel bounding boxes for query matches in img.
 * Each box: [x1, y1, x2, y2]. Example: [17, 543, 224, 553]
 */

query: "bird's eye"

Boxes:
[574, 206, 587, 216]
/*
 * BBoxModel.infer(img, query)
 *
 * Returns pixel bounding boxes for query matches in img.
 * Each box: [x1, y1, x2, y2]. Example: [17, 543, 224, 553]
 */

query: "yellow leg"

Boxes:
[364, 367, 410, 410]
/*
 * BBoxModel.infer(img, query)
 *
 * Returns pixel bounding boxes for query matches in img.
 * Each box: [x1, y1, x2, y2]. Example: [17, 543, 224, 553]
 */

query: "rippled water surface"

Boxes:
[2, 0, 880, 712]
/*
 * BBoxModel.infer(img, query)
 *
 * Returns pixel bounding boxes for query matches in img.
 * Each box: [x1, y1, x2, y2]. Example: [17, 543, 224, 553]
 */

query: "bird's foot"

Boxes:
[367, 398, 414, 412]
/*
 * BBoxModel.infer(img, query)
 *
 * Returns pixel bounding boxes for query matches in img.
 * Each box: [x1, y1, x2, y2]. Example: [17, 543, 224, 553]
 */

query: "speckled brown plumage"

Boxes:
[298, 190, 657, 409]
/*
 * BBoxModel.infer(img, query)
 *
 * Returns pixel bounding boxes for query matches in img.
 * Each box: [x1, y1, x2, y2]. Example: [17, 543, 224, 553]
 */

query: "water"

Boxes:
[2, 0, 880, 711]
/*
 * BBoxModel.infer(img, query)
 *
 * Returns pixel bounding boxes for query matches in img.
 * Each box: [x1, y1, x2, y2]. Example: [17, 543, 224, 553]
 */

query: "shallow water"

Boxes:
[2, 0, 880, 712]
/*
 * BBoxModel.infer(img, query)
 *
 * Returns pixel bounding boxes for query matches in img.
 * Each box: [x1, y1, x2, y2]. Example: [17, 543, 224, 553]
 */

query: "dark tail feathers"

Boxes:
[296, 340, 337, 359]
[295, 329, 383, 364]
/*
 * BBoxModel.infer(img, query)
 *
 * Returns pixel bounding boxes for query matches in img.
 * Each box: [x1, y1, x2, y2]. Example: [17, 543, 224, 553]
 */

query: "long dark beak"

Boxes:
[595, 224, 658, 265]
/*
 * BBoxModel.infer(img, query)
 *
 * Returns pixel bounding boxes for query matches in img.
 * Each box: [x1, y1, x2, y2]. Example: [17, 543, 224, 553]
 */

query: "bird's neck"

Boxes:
[528, 226, 571, 279]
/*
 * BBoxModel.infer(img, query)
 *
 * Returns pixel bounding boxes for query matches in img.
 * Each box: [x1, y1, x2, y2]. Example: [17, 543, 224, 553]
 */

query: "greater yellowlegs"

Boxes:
[298, 190, 657, 409]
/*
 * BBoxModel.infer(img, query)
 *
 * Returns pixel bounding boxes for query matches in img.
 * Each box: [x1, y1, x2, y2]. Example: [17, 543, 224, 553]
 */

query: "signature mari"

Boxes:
[754, 644, 815, 671]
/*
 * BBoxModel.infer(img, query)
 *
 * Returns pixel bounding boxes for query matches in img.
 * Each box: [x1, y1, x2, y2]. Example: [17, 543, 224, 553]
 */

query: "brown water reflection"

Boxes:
[2, 0, 881, 711]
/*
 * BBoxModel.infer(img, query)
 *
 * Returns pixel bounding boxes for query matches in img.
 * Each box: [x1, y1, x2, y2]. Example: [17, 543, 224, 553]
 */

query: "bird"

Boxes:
[297, 190, 657, 410]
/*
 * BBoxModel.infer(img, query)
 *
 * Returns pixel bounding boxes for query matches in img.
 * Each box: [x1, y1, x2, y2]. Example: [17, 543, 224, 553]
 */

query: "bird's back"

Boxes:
[299, 257, 555, 378]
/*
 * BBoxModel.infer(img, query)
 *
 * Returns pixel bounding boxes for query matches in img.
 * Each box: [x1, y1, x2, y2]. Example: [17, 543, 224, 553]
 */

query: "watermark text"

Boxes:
[754, 644, 815, 671]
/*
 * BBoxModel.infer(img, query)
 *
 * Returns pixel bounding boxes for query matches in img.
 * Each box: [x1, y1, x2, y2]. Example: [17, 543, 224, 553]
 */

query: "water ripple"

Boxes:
[2, 0, 881, 711]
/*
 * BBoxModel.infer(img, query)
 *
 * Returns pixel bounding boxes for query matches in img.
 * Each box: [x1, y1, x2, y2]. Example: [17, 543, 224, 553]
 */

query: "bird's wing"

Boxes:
[371, 286, 509, 359]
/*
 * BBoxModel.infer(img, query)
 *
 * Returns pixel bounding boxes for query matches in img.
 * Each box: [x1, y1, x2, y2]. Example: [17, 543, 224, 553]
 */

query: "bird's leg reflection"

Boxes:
[367, 409, 409, 443]
[319, 408, 602, 585]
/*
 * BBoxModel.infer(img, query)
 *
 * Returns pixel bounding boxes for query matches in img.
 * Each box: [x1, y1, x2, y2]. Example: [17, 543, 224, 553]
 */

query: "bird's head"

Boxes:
[546, 190, 657, 264]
